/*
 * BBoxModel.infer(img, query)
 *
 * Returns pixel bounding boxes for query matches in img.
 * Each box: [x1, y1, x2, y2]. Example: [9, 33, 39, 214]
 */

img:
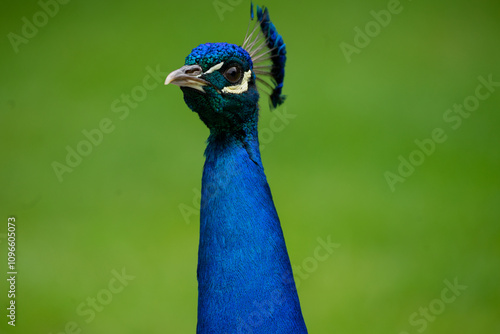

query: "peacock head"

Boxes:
[166, 43, 258, 131]
[165, 4, 287, 134]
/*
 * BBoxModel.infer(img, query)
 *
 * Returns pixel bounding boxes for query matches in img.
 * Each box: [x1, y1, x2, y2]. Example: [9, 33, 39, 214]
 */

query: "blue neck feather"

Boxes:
[196, 106, 307, 333]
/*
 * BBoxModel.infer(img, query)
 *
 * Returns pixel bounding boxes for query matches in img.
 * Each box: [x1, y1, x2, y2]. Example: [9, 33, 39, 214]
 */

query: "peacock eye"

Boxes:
[223, 65, 243, 84]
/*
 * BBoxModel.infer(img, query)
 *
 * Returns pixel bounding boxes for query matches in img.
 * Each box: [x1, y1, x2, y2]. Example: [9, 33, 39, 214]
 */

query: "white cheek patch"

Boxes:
[204, 62, 224, 75]
[222, 70, 252, 94]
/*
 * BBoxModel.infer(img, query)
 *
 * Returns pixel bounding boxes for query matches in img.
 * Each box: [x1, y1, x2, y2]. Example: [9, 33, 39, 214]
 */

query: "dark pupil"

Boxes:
[225, 66, 242, 83]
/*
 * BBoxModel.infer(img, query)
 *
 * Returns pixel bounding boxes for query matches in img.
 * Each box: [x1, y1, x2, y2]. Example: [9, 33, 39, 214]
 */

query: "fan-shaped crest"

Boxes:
[242, 3, 287, 109]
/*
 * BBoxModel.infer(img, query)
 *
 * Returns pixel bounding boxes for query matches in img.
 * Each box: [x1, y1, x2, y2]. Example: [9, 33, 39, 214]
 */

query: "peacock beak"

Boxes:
[165, 65, 208, 93]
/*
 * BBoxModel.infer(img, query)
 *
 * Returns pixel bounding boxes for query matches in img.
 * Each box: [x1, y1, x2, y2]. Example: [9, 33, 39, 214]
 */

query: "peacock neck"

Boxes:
[196, 117, 307, 333]
[200, 121, 269, 249]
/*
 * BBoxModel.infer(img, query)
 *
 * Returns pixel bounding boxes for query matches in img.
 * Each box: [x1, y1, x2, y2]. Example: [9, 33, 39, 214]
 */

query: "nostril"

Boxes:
[185, 66, 202, 76]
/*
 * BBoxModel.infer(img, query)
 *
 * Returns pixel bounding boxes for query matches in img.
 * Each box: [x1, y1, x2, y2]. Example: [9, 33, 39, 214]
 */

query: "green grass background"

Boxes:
[1, 0, 499, 333]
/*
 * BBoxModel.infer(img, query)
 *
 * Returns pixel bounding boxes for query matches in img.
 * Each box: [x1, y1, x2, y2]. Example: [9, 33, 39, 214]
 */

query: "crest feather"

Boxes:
[242, 3, 287, 109]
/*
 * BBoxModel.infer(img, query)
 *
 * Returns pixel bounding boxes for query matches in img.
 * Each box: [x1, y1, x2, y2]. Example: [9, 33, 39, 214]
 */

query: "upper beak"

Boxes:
[165, 65, 208, 93]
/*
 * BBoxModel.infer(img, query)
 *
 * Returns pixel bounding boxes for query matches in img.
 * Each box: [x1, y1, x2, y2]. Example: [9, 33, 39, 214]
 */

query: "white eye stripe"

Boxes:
[221, 70, 252, 94]
[204, 62, 224, 75]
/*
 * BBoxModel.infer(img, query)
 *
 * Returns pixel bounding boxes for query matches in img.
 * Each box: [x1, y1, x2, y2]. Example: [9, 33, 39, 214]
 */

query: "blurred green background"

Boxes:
[1, 0, 499, 333]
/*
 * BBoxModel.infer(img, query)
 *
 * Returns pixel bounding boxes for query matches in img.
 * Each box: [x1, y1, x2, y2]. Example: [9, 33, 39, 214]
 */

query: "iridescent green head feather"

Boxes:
[165, 4, 287, 134]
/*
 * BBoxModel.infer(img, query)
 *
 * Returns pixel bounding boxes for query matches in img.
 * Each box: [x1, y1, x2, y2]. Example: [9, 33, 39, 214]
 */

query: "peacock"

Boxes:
[165, 4, 308, 333]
